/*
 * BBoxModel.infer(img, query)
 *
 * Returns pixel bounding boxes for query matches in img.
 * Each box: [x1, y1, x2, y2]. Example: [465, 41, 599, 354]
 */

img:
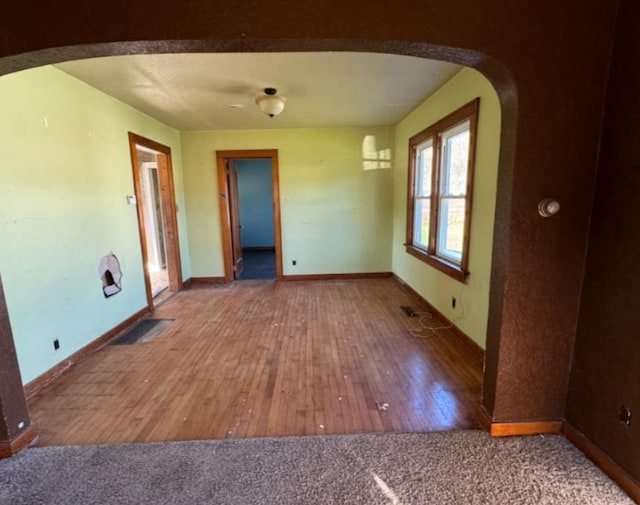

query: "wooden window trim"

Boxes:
[405, 98, 479, 283]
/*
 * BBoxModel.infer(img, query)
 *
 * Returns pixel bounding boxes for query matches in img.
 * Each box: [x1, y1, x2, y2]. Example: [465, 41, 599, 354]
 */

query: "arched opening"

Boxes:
[0, 42, 515, 444]
[0, 1, 629, 499]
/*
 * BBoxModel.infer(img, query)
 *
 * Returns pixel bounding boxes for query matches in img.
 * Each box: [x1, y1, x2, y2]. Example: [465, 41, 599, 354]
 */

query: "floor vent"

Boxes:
[111, 319, 174, 345]
[400, 306, 417, 317]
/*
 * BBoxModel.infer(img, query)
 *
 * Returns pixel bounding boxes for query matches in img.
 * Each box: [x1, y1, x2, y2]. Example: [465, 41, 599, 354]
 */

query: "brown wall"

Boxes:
[0, 276, 32, 443]
[566, 0, 640, 481]
[0, 0, 620, 438]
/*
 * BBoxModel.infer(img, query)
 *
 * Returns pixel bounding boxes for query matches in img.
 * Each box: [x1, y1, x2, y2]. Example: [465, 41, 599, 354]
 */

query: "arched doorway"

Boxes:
[0, 0, 615, 452]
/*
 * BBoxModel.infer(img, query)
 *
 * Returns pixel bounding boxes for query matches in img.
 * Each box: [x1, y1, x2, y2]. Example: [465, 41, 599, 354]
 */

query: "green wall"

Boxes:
[391, 68, 501, 348]
[181, 127, 395, 276]
[0, 66, 191, 384]
[0, 62, 498, 385]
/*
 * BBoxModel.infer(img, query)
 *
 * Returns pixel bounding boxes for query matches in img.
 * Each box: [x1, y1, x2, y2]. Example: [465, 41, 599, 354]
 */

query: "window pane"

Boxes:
[416, 141, 433, 197]
[441, 123, 470, 196]
[413, 197, 430, 249]
[437, 197, 465, 263]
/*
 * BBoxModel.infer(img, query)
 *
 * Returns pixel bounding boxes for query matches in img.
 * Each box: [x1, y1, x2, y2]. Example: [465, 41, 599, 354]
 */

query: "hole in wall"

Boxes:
[98, 252, 123, 298]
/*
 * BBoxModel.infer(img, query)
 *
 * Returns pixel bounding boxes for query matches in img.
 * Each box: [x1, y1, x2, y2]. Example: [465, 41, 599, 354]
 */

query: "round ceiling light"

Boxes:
[255, 87, 286, 118]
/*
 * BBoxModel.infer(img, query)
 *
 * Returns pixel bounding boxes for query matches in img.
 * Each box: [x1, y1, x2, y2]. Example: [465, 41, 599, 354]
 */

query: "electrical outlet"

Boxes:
[292, 260, 297, 266]
[53, 338, 60, 351]
[452, 296, 457, 309]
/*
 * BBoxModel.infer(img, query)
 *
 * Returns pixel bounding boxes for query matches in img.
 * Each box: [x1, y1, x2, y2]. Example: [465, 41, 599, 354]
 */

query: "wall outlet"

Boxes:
[53, 338, 60, 351]
[292, 260, 297, 266]
[452, 296, 457, 309]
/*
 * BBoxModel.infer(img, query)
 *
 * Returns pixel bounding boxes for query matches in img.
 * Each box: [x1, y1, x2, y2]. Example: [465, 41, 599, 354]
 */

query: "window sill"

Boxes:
[405, 244, 468, 283]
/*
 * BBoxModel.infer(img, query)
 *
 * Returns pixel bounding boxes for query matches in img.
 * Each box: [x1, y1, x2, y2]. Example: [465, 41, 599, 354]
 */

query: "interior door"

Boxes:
[227, 160, 243, 278]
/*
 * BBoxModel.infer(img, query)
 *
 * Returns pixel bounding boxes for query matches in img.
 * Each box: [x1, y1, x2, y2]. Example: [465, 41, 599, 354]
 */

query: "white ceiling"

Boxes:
[55, 52, 461, 131]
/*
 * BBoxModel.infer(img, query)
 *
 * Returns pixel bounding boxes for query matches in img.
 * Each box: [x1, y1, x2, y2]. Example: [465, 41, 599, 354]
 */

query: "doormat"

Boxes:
[110, 319, 174, 345]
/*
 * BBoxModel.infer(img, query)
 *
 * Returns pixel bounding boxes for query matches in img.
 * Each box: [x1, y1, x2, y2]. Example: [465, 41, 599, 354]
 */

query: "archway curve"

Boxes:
[6, 29, 594, 445]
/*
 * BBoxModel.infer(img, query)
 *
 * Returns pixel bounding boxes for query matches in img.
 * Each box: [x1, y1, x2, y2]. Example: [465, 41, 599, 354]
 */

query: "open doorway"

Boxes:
[216, 150, 283, 281]
[234, 158, 277, 279]
[128, 133, 183, 307]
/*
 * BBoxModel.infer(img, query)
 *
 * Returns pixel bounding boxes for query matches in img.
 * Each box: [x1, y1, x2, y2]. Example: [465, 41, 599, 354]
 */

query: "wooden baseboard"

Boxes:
[477, 408, 638, 499]
[564, 422, 640, 502]
[281, 272, 393, 281]
[0, 424, 38, 458]
[476, 405, 562, 436]
[490, 420, 563, 437]
[24, 306, 150, 399]
[185, 276, 228, 284]
[392, 273, 485, 361]
[242, 246, 276, 252]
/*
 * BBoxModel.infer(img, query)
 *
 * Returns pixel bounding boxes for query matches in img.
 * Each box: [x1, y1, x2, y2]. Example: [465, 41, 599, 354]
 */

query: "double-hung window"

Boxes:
[405, 99, 479, 282]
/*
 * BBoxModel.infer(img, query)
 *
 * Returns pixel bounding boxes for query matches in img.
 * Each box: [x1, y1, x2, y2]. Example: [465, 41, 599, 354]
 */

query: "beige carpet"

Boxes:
[0, 430, 632, 504]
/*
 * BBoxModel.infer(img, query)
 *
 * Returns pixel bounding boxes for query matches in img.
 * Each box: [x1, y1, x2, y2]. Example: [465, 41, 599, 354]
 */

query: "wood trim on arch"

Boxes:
[0, 425, 38, 459]
[475, 405, 563, 436]
[216, 149, 283, 282]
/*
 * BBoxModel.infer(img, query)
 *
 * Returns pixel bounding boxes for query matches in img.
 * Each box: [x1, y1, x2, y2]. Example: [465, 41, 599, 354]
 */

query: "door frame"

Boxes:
[128, 132, 183, 308]
[215, 149, 283, 282]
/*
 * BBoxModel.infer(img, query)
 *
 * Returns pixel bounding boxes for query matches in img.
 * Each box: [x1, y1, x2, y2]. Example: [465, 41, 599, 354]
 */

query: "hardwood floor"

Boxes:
[28, 278, 483, 446]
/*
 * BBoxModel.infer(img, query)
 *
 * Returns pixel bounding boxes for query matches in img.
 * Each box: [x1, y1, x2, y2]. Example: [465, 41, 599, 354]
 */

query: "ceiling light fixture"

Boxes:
[255, 87, 285, 118]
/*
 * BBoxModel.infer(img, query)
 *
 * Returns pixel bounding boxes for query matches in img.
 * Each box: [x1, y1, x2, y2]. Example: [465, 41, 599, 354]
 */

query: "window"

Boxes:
[405, 99, 479, 282]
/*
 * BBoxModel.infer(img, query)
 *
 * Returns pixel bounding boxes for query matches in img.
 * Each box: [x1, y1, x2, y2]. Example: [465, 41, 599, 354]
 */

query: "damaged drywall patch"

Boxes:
[98, 252, 122, 297]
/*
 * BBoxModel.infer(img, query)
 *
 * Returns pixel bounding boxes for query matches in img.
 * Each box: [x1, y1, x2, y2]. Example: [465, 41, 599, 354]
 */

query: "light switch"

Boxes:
[126, 195, 137, 205]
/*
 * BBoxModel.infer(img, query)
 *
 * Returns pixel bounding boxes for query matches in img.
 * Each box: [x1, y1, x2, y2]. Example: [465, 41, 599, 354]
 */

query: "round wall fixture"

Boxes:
[538, 198, 560, 217]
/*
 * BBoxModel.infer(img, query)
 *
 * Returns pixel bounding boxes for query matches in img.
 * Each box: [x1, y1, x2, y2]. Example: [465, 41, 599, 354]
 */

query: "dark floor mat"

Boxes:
[110, 319, 174, 345]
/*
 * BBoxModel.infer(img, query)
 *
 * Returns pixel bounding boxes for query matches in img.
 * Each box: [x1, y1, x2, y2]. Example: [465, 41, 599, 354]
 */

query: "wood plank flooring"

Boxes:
[28, 278, 483, 446]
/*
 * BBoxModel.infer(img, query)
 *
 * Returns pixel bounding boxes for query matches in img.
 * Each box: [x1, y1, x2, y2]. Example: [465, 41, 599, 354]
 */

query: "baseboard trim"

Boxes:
[24, 306, 150, 399]
[476, 405, 562, 436]
[490, 420, 563, 437]
[0, 424, 39, 458]
[242, 246, 276, 252]
[282, 272, 393, 281]
[564, 422, 640, 502]
[392, 273, 485, 361]
[186, 276, 228, 284]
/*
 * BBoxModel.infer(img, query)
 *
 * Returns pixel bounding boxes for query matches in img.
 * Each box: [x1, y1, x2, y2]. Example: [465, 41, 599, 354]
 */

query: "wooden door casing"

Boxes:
[227, 160, 243, 279]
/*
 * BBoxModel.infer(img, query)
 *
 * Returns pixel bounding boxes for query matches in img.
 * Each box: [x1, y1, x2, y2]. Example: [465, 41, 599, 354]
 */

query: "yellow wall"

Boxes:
[0, 66, 191, 383]
[391, 68, 501, 348]
[0, 62, 498, 386]
[181, 127, 395, 276]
